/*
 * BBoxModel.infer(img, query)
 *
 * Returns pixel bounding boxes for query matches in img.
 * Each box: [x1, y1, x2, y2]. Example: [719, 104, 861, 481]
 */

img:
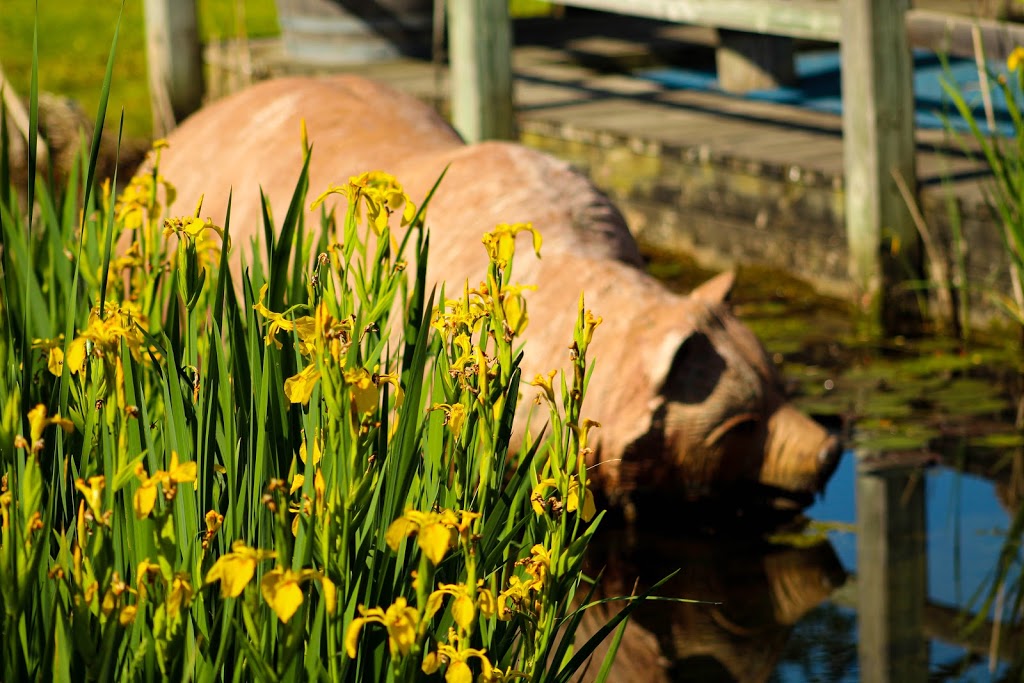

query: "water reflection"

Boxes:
[854, 455, 928, 681]
[580, 447, 1024, 682]
[577, 526, 848, 682]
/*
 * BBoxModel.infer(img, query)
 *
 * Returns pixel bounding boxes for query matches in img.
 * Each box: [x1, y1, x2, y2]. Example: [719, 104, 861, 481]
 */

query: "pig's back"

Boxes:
[156, 75, 463, 243]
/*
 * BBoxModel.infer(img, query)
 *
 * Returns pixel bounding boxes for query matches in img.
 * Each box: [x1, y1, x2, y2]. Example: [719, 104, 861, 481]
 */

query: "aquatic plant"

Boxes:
[935, 44, 1024, 337]
[0, 13, 647, 681]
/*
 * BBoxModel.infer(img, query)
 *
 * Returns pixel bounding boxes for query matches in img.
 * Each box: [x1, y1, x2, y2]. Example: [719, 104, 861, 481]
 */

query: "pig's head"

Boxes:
[604, 271, 842, 513]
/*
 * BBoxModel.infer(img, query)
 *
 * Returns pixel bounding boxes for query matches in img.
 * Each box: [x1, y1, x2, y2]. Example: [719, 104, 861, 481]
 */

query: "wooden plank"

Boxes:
[908, 8, 1024, 64]
[840, 0, 920, 333]
[144, 0, 204, 136]
[553, 0, 842, 41]
[447, 0, 516, 142]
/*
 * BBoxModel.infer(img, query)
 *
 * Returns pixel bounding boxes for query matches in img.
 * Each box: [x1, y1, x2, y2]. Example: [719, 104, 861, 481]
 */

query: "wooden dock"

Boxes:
[207, 12, 1004, 315]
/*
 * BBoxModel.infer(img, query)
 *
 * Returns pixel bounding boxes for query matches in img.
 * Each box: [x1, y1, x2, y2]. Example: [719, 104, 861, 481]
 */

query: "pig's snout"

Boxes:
[761, 403, 842, 499]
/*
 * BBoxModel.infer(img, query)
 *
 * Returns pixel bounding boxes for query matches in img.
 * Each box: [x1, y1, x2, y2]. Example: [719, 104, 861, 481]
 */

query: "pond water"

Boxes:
[586, 258, 1024, 682]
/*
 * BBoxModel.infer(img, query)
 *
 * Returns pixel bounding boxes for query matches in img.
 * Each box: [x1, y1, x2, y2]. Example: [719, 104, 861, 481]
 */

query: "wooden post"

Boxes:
[840, 0, 920, 334]
[447, 0, 515, 143]
[0, 62, 49, 173]
[856, 457, 929, 682]
[144, 0, 205, 137]
[716, 30, 796, 92]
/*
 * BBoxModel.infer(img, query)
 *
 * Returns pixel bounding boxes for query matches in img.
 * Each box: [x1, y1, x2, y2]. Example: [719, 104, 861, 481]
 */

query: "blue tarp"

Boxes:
[638, 49, 1022, 136]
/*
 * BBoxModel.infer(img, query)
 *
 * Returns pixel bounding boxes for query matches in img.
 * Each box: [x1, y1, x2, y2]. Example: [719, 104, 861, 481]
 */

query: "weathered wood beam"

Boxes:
[907, 8, 1024, 64]
[840, 0, 920, 334]
[447, 0, 516, 143]
[143, 0, 204, 137]
[553, 0, 841, 41]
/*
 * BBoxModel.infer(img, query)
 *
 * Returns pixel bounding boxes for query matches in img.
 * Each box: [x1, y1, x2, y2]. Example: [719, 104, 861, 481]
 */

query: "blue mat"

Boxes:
[638, 49, 1020, 136]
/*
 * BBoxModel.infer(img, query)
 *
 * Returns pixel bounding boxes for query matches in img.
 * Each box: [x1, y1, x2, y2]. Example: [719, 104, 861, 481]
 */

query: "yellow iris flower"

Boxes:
[429, 402, 467, 440]
[74, 475, 106, 523]
[253, 284, 305, 349]
[64, 302, 148, 375]
[530, 474, 595, 521]
[424, 581, 496, 630]
[132, 452, 198, 519]
[204, 541, 276, 598]
[24, 404, 74, 451]
[481, 222, 542, 269]
[311, 171, 417, 235]
[385, 508, 480, 566]
[422, 629, 495, 683]
[345, 596, 420, 659]
[167, 574, 194, 619]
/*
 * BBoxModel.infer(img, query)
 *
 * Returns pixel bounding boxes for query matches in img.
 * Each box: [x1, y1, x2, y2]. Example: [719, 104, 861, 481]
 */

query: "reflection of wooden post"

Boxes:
[447, 0, 515, 143]
[716, 30, 795, 92]
[840, 0, 920, 334]
[856, 456, 928, 682]
[144, 0, 205, 137]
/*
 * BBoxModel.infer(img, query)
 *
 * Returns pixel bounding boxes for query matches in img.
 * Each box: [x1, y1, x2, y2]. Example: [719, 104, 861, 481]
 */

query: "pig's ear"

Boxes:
[690, 270, 735, 304]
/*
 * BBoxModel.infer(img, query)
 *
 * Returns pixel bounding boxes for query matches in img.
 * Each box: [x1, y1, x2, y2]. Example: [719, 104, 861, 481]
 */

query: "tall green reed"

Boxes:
[938, 46, 1024, 334]
[936, 43, 1024, 660]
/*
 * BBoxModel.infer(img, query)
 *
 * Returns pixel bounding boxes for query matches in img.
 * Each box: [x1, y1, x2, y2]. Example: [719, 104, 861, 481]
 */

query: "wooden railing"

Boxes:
[446, 0, 1024, 332]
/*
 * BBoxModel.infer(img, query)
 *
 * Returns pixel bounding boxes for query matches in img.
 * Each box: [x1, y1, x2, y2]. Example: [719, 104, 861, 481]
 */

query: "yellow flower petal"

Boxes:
[47, 347, 64, 377]
[284, 364, 322, 404]
[119, 605, 137, 626]
[418, 522, 453, 566]
[133, 480, 158, 519]
[261, 569, 304, 623]
[446, 660, 473, 683]
[167, 575, 193, 619]
[345, 617, 366, 658]
[452, 593, 475, 630]
[170, 459, 197, 484]
[422, 651, 441, 675]
[205, 552, 256, 598]
[74, 476, 105, 519]
[66, 337, 89, 374]
[385, 516, 417, 552]
[321, 575, 337, 615]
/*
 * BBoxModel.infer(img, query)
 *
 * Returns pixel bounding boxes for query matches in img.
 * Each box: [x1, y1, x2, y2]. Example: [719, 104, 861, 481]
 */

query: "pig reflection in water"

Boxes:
[575, 530, 850, 682]
[151, 75, 841, 512]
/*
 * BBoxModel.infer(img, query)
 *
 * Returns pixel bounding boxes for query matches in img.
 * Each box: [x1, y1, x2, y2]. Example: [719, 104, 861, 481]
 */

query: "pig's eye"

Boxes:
[704, 412, 760, 446]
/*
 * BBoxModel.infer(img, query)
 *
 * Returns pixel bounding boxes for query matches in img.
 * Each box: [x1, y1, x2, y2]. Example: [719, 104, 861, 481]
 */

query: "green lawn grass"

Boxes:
[0, 1, 279, 141]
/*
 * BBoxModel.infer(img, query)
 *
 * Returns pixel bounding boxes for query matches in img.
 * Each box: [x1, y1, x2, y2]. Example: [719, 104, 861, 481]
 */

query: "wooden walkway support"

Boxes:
[447, 0, 516, 143]
[840, 0, 919, 334]
[144, 0, 204, 137]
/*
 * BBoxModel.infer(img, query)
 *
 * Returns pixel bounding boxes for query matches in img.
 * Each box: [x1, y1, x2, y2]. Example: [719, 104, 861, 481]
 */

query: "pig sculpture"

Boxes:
[150, 75, 841, 513]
